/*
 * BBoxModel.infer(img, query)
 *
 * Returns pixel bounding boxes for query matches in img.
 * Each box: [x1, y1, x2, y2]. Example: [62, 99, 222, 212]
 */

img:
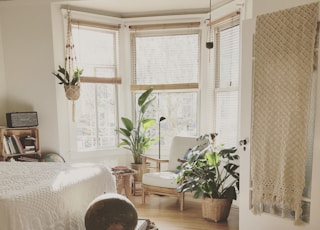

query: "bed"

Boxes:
[0, 162, 116, 230]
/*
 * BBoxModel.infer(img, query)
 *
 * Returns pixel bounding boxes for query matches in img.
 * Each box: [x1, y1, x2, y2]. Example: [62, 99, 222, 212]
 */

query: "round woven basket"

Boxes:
[64, 85, 80, 100]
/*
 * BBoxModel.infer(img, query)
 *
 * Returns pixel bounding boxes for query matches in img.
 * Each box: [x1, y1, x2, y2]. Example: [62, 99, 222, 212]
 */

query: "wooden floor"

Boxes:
[128, 193, 239, 230]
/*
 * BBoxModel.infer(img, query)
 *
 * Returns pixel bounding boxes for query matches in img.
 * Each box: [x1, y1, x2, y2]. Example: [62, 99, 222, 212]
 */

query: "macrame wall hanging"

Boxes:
[250, 2, 318, 224]
[53, 10, 82, 122]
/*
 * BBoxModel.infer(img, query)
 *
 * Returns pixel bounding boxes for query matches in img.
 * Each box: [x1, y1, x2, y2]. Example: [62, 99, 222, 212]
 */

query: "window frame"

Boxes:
[129, 24, 203, 150]
[211, 13, 240, 148]
[65, 11, 123, 156]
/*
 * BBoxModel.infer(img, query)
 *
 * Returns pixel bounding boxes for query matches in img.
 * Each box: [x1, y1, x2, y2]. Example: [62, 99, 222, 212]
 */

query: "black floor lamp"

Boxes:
[158, 116, 166, 159]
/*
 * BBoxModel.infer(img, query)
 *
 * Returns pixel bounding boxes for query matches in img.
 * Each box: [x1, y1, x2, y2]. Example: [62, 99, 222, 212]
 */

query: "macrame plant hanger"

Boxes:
[64, 10, 80, 122]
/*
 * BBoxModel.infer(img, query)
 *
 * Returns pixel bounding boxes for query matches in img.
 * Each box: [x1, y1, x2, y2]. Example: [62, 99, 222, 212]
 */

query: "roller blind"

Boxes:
[72, 21, 121, 84]
[213, 17, 240, 148]
[130, 25, 201, 90]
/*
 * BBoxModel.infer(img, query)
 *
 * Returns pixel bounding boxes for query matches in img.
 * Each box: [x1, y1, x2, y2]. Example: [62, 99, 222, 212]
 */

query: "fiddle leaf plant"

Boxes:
[115, 88, 157, 164]
[176, 134, 239, 200]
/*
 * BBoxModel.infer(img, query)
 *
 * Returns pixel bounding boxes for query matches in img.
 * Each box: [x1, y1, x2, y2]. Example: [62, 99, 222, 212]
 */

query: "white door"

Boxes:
[239, 18, 320, 230]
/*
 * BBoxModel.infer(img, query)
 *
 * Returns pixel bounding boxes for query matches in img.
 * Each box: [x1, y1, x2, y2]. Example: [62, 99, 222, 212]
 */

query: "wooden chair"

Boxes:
[141, 136, 200, 211]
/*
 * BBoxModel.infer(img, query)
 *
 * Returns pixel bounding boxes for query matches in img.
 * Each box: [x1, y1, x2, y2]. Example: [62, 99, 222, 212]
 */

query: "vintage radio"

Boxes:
[6, 112, 38, 128]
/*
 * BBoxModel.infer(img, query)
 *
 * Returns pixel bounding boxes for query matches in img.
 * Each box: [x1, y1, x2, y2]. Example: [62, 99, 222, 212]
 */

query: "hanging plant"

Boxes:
[52, 9, 83, 103]
[53, 10, 81, 122]
[52, 65, 83, 100]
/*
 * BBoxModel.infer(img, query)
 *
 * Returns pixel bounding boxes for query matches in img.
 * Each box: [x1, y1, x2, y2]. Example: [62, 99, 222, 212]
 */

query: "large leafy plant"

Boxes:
[176, 134, 239, 200]
[115, 88, 157, 164]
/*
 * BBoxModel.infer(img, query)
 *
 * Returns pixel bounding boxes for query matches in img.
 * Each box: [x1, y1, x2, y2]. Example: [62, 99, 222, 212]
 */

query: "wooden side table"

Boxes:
[132, 180, 142, 196]
[112, 167, 137, 197]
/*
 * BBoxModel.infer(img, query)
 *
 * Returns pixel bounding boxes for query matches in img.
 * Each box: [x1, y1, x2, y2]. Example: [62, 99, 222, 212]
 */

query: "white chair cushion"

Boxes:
[142, 171, 178, 189]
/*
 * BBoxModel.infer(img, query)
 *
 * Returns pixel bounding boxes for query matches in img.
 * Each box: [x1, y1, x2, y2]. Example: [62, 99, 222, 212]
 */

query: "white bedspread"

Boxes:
[0, 162, 116, 230]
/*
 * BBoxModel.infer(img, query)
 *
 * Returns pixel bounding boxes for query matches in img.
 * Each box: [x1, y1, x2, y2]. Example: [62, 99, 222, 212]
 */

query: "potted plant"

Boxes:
[52, 65, 83, 100]
[115, 88, 157, 181]
[176, 133, 239, 222]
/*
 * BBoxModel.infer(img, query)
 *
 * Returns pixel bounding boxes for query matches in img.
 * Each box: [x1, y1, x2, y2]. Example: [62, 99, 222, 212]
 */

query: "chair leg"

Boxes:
[179, 192, 185, 211]
[142, 187, 145, 204]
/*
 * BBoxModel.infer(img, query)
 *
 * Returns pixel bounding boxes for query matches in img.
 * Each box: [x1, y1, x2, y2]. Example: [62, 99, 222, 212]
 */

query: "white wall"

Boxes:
[0, 15, 7, 125]
[0, 1, 60, 153]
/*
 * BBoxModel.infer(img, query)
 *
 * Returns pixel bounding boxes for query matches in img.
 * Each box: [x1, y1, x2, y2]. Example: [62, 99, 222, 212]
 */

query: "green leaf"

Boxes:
[219, 147, 237, 158]
[70, 76, 79, 85]
[118, 139, 131, 147]
[140, 97, 156, 114]
[121, 117, 134, 131]
[224, 163, 239, 174]
[52, 72, 68, 85]
[116, 128, 131, 138]
[138, 88, 153, 106]
[222, 186, 237, 200]
[205, 151, 219, 166]
[142, 118, 156, 130]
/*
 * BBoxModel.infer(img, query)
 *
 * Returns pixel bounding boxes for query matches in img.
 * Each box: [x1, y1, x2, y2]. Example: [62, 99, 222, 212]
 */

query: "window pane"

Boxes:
[214, 23, 239, 148]
[76, 84, 116, 150]
[72, 22, 119, 152]
[134, 33, 199, 85]
[217, 25, 240, 88]
[132, 29, 200, 150]
[215, 91, 238, 148]
[135, 91, 198, 147]
[72, 25, 118, 78]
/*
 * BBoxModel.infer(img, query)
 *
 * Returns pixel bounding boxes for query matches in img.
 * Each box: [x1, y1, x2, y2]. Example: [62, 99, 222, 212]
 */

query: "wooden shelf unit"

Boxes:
[0, 127, 41, 161]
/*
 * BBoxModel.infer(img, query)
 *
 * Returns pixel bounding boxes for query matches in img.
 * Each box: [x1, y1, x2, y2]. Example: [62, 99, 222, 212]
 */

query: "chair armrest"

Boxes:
[177, 158, 186, 163]
[141, 154, 169, 163]
[141, 154, 169, 172]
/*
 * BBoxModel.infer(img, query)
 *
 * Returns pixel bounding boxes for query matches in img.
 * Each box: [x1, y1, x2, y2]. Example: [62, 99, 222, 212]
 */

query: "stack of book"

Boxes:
[112, 166, 137, 174]
[2, 135, 36, 155]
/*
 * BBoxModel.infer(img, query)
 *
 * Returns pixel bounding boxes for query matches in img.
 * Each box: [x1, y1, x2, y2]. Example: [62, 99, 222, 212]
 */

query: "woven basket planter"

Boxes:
[202, 197, 232, 222]
[64, 85, 80, 100]
[131, 163, 150, 182]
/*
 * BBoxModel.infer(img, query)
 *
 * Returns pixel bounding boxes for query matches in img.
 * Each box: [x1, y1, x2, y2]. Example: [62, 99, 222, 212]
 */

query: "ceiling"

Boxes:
[61, 0, 235, 18]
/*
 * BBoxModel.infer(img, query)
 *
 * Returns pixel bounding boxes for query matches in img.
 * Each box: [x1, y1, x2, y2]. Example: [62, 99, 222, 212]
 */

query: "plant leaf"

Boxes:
[140, 97, 156, 114]
[121, 117, 134, 131]
[205, 151, 219, 166]
[138, 88, 153, 106]
[141, 118, 156, 130]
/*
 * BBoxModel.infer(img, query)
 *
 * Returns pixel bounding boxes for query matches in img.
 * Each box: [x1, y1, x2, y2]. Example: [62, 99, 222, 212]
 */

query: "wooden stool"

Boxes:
[112, 167, 137, 197]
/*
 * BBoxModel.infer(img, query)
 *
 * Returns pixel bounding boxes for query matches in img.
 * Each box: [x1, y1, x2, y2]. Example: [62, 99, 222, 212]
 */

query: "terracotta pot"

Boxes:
[202, 197, 232, 222]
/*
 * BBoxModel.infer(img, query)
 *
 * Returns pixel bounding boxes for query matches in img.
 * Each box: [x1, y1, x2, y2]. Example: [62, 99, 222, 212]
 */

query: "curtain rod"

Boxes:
[129, 22, 201, 31]
[70, 19, 121, 30]
[207, 11, 240, 27]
